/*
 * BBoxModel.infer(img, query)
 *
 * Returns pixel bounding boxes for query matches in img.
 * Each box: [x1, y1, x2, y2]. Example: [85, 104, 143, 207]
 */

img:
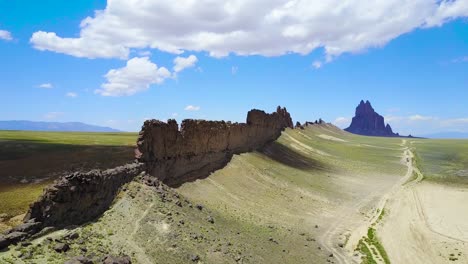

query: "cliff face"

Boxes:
[136, 106, 293, 186]
[345, 100, 398, 137]
[1, 163, 144, 250]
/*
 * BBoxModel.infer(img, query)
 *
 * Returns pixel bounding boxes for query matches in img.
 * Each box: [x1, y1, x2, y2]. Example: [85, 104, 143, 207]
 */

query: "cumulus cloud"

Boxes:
[96, 57, 171, 96]
[29, 0, 468, 60]
[333, 117, 351, 128]
[66, 92, 78, 97]
[173, 55, 198, 73]
[0, 30, 12, 41]
[184, 105, 200, 111]
[38, 83, 53, 89]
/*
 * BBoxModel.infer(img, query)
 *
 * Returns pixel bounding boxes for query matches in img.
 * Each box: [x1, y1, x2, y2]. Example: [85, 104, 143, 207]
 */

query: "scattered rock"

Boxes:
[207, 216, 215, 224]
[190, 254, 200, 262]
[20, 251, 32, 259]
[67, 232, 80, 240]
[329, 253, 334, 258]
[196, 204, 203, 211]
[0, 236, 9, 249]
[54, 242, 70, 253]
[21, 241, 32, 247]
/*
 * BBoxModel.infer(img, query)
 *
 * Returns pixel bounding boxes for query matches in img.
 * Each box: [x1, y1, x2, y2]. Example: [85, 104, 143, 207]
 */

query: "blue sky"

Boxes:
[1, 1, 467, 134]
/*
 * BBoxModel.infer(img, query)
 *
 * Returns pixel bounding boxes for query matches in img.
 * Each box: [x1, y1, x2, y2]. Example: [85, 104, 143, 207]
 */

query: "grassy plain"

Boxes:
[3, 126, 467, 263]
[410, 138, 468, 183]
[0, 130, 137, 231]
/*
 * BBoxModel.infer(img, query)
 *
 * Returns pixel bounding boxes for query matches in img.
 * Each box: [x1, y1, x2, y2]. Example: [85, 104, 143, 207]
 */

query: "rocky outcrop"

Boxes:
[345, 100, 398, 137]
[136, 106, 293, 186]
[24, 163, 144, 227]
[0, 163, 144, 250]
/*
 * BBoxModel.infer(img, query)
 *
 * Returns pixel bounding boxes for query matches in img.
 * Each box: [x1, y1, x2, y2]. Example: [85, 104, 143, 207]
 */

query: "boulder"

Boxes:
[54, 242, 70, 253]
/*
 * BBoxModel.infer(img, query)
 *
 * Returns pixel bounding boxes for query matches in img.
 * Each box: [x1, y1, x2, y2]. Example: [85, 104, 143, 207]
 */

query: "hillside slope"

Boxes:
[0, 124, 409, 263]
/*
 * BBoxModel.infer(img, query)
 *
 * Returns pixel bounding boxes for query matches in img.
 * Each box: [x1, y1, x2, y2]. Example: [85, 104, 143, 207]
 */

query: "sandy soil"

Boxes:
[318, 144, 412, 264]
[375, 140, 468, 264]
[380, 181, 468, 263]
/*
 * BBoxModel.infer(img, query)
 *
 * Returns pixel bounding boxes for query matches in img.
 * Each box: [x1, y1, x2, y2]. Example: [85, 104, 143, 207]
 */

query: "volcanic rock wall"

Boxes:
[1, 163, 144, 249]
[136, 106, 293, 186]
[24, 163, 144, 227]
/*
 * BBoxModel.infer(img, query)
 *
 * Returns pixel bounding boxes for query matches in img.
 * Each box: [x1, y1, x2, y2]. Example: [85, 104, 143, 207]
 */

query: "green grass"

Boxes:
[410, 139, 468, 184]
[0, 130, 137, 146]
[357, 239, 377, 264]
[0, 130, 138, 231]
[365, 228, 391, 264]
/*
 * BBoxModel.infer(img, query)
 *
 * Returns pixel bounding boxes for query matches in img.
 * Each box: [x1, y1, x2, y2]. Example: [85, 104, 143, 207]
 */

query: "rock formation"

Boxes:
[345, 100, 398, 137]
[0, 106, 293, 250]
[0, 163, 144, 250]
[136, 106, 293, 186]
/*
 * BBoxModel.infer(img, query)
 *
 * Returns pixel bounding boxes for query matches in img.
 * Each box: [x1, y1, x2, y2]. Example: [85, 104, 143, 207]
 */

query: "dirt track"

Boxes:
[380, 165, 468, 263]
[318, 139, 468, 264]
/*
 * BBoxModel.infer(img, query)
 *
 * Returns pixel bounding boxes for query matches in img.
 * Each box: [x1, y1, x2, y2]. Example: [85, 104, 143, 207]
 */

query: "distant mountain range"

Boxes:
[0, 120, 120, 132]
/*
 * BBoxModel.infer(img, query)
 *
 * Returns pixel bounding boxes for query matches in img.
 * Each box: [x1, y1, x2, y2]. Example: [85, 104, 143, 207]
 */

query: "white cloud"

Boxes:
[0, 30, 12, 41]
[333, 117, 350, 128]
[38, 83, 53, 89]
[43, 112, 64, 120]
[96, 57, 171, 96]
[312, 60, 322, 69]
[408, 114, 435, 121]
[383, 114, 468, 135]
[173, 55, 198, 73]
[66, 92, 78, 97]
[231, 66, 238, 75]
[29, 1, 468, 60]
[171, 113, 178, 117]
[185, 105, 200, 111]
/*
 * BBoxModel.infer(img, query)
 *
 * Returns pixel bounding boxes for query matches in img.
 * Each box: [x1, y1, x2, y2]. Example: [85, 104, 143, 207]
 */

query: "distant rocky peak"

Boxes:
[356, 100, 376, 117]
[345, 100, 399, 137]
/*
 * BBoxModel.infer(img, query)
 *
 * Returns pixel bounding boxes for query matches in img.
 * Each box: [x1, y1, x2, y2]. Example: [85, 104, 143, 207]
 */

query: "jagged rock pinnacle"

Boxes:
[345, 100, 398, 137]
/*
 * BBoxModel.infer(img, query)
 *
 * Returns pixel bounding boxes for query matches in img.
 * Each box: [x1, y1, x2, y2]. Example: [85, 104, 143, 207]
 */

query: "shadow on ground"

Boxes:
[259, 141, 331, 172]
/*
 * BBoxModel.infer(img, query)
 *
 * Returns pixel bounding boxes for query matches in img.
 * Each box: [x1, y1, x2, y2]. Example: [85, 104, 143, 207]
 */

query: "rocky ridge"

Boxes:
[136, 106, 293, 186]
[0, 163, 144, 250]
[0, 106, 293, 250]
